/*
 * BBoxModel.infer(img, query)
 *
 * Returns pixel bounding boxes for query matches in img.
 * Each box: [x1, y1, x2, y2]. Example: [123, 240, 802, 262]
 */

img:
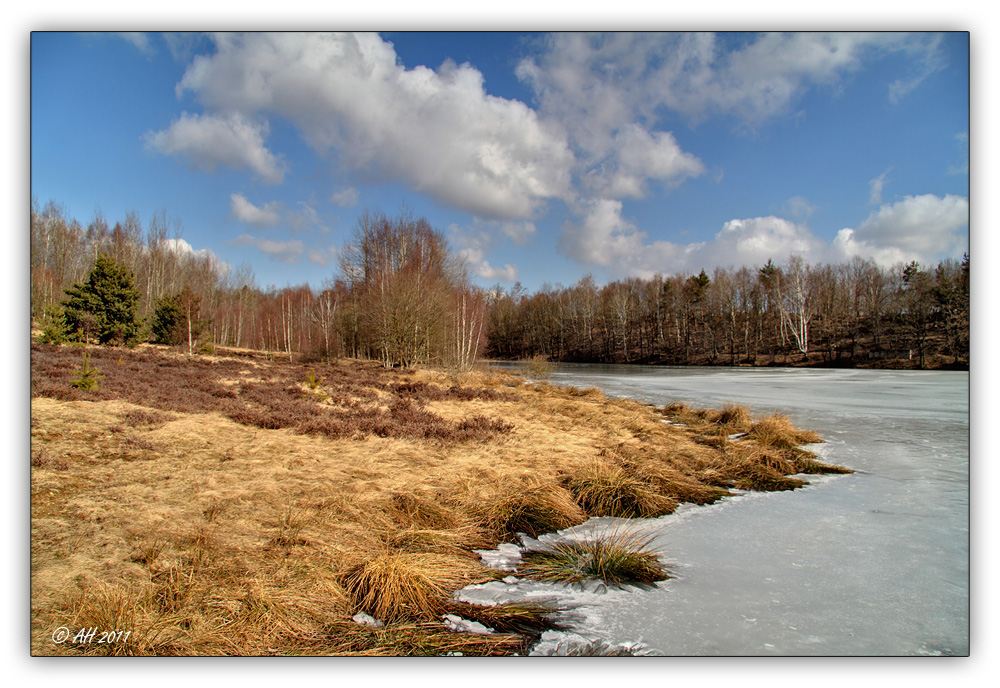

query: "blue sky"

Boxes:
[31, 31, 969, 293]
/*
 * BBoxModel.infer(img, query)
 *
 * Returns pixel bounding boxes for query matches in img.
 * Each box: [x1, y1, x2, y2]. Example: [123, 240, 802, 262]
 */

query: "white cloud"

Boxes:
[230, 193, 282, 226]
[583, 125, 705, 198]
[558, 199, 688, 278]
[158, 238, 230, 275]
[118, 32, 154, 57]
[331, 187, 359, 208]
[559, 195, 967, 280]
[232, 234, 304, 263]
[144, 111, 286, 184]
[174, 33, 574, 219]
[449, 223, 520, 282]
[782, 196, 817, 219]
[500, 220, 536, 246]
[868, 169, 892, 205]
[832, 194, 969, 264]
[307, 245, 338, 266]
[686, 216, 824, 271]
[520, 32, 944, 132]
[888, 33, 946, 104]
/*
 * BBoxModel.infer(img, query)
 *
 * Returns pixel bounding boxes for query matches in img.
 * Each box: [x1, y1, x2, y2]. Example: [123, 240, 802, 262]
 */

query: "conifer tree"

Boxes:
[63, 254, 142, 346]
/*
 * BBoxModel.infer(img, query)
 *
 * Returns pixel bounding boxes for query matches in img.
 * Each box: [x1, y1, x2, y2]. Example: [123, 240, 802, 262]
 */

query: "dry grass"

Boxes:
[31, 342, 850, 656]
[519, 529, 671, 587]
[569, 461, 678, 518]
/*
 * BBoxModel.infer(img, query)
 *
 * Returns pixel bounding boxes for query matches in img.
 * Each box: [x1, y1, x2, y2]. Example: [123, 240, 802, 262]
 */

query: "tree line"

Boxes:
[31, 199, 968, 369]
[31, 200, 486, 369]
[485, 253, 969, 368]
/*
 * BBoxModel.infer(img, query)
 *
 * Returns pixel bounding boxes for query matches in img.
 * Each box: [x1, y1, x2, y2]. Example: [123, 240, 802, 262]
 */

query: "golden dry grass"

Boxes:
[31, 346, 850, 656]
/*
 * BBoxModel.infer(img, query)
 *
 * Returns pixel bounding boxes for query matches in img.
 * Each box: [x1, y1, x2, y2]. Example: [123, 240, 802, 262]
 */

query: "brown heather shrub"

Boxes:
[120, 409, 176, 428]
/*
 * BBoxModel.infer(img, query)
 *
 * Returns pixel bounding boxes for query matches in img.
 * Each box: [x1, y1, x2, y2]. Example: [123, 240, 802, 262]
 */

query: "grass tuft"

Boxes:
[569, 461, 677, 518]
[472, 481, 587, 541]
[340, 551, 484, 624]
[747, 413, 823, 448]
[519, 529, 671, 588]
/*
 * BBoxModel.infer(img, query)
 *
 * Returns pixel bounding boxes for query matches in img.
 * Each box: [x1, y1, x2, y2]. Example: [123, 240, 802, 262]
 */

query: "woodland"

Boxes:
[30, 199, 969, 370]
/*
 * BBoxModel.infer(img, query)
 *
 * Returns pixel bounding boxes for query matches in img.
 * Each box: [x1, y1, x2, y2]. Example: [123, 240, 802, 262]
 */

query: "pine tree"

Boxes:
[38, 305, 69, 344]
[71, 352, 104, 391]
[63, 255, 142, 346]
[152, 286, 207, 353]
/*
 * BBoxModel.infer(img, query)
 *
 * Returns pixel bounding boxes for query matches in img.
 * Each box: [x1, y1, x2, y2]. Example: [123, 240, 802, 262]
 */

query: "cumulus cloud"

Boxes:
[831, 194, 969, 264]
[173, 32, 574, 219]
[232, 234, 304, 263]
[559, 194, 967, 280]
[449, 223, 520, 282]
[686, 216, 824, 271]
[230, 193, 282, 226]
[144, 111, 286, 184]
[583, 125, 705, 198]
[558, 199, 689, 278]
[157, 238, 230, 275]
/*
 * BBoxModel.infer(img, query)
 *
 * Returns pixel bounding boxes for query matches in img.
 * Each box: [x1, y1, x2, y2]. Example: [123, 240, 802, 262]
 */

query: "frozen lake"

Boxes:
[472, 364, 969, 656]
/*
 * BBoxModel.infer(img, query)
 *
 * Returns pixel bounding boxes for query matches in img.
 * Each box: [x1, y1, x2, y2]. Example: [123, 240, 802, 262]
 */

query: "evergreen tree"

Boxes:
[63, 254, 142, 346]
[37, 305, 69, 344]
[152, 286, 207, 353]
[151, 293, 184, 345]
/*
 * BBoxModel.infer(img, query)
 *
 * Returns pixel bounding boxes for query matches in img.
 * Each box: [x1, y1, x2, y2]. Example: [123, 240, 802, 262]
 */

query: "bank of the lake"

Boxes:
[31, 343, 860, 656]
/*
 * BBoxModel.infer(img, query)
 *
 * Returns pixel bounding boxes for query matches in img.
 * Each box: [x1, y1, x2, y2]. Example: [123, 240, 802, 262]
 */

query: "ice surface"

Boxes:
[482, 364, 969, 656]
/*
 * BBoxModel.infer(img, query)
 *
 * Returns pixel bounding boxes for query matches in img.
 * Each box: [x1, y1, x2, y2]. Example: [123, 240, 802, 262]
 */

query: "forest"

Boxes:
[30, 199, 969, 370]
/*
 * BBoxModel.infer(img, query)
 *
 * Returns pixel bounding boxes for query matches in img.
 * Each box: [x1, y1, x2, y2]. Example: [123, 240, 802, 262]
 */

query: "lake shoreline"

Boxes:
[30, 342, 850, 656]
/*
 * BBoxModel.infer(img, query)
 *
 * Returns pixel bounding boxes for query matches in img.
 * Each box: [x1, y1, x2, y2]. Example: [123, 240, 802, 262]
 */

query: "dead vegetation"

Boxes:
[30, 343, 852, 656]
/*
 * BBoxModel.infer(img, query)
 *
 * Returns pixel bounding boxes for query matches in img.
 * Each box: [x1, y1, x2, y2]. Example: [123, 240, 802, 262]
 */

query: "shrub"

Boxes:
[521, 355, 554, 380]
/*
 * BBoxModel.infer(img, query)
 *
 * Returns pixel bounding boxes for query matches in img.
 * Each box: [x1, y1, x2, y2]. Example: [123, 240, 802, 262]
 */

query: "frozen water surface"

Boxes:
[474, 364, 969, 656]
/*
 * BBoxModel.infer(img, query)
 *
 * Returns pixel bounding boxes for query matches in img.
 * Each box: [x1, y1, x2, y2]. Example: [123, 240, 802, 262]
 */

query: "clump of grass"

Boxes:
[339, 551, 484, 624]
[472, 481, 587, 541]
[569, 461, 677, 518]
[64, 582, 186, 655]
[714, 403, 753, 432]
[791, 453, 854, 474]
[519, 530, 671, 588]
[747, 413, 823, 448]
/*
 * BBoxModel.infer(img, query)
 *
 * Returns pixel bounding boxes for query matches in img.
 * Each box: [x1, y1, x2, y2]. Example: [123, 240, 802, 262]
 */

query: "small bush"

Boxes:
[521, 355, 554, 380]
